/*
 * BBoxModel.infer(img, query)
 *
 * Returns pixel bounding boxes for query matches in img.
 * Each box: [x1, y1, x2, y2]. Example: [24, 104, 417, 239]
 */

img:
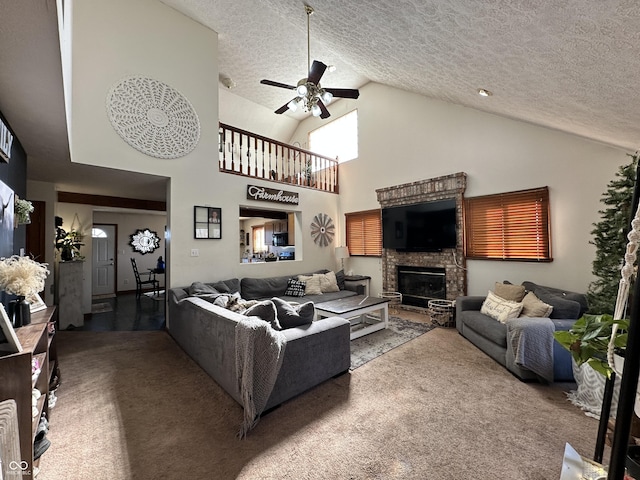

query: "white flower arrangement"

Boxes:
[0, 256, 50, 298]
[14, 197, 34, 225]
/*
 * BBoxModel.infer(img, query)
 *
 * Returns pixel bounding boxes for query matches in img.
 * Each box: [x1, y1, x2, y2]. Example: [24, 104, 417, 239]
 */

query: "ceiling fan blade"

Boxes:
[324, 88, 360, 99]
[318, 100, 331, 119]
[274, 101, 292, 114]
[307, 60, 327, 85]
[261, 79, 296, 90]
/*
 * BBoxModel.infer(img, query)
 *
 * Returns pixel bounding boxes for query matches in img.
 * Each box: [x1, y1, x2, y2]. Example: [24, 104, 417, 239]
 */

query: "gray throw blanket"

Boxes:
[235, 317, 287, 438]
[506, 317, 555, 382]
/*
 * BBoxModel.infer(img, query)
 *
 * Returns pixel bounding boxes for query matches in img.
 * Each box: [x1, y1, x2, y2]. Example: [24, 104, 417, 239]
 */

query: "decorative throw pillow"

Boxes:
[297, 275, 323, 295]
[316, 271, 340, 293]
[244, 300, 281, 330]
[480, 290, 523, 323]
[494, 282, 526, 302]
[284, 278, 306, 297]
[335, 269, 346, 290]
[272, 297, 315, 329]
[520, 291, 554, 318]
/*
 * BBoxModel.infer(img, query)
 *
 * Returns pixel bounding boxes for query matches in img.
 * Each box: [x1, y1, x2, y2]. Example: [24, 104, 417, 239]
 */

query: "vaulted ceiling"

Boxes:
[1, 0, 640, 201]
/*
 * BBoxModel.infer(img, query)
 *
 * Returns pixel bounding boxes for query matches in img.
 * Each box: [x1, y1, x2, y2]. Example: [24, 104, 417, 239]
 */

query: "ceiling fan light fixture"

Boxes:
[296, 83, 308, 96]
[311, 104, 322, 117]
[287, 99, 299, 112]
[477, 88, 493, 97]
[321, 90, 333, 104]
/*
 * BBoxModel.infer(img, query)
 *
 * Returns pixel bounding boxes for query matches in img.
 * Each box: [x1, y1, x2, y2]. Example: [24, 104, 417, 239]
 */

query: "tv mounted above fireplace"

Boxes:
[382, 198, 457, 252]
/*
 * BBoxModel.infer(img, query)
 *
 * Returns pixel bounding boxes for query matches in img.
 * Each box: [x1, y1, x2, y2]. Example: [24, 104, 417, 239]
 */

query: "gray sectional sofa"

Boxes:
[168, 270, 357, 413]
[455, 281, 588, 382]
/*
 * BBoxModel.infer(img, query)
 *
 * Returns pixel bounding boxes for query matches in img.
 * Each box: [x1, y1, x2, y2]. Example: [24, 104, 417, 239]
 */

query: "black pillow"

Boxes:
[272, 297, 315, 329]
[335, 270, 346, 290]
[244, 300, 281, 330]
[284, 278, 306, 297]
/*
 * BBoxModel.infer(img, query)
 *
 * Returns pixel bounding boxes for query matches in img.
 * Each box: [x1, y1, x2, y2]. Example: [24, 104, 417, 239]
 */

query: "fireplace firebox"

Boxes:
[397, 266, 446, 308]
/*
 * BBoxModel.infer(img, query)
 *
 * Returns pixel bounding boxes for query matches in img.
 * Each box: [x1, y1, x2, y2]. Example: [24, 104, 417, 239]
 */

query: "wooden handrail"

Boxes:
[218, 123, 339, 194]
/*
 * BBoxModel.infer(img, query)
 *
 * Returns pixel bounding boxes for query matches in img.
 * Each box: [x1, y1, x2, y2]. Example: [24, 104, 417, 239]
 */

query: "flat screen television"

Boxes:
[382, 199, 457, 252]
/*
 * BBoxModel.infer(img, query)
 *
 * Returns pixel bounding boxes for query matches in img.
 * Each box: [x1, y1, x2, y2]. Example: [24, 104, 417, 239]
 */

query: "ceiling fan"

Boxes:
[260, 5, 359, 119]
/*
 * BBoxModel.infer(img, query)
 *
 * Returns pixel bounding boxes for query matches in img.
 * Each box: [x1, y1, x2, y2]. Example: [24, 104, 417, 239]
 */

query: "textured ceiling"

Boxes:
[165, 0, 640, 151]
[2, 0, 640, 202]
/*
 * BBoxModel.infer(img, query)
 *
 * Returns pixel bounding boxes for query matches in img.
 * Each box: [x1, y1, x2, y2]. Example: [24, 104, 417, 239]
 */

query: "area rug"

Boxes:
[90, 302, 113, 314]
[350, 316, 435, 369]
[144, 290, 165, 301]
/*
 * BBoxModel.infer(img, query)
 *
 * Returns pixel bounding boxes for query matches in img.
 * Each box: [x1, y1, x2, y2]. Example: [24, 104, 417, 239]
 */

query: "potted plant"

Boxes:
[554, 313, 628, 379]
[55, 226, 85, 261]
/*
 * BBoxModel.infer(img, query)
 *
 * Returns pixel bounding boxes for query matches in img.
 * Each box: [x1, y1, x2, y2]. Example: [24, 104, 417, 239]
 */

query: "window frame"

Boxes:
[345, 209, 382, 257]
[464, 186, 552, 262]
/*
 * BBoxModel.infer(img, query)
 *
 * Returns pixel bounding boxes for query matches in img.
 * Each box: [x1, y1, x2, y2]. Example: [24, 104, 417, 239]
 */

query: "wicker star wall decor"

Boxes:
[310, 213, 335, 247]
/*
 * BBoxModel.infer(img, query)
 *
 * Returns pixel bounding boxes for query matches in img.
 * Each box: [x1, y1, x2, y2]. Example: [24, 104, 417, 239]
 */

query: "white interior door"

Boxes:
[92, 224, 116, 297]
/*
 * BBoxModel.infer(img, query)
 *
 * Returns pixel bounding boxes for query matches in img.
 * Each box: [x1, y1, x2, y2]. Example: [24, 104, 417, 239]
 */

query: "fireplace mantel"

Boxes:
[376, 173, 467, 303]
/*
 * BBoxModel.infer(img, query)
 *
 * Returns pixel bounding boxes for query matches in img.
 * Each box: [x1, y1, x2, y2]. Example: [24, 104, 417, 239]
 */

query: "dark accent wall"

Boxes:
[0, 110, 27, 256]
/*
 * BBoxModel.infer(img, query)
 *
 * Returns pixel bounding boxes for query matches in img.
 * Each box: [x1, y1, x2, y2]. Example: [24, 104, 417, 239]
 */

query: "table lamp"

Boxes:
[335, 246, 350, 271]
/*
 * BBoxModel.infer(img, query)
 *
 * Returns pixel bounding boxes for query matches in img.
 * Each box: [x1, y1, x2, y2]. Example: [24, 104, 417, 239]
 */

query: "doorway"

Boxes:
[92, 224, 116, 297]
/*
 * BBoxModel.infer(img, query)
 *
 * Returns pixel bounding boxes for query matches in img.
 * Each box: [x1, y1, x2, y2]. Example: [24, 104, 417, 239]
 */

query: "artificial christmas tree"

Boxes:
[587, 153, 639, 315]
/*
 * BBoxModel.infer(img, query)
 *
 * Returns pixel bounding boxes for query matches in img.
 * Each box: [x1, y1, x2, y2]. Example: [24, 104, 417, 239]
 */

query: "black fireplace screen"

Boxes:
[397, 266, 446, 307]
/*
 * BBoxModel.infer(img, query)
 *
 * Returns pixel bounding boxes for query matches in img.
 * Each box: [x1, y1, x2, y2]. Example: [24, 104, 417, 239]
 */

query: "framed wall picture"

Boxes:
[194, 206, 221, 239]
[0, 304, 22, 353]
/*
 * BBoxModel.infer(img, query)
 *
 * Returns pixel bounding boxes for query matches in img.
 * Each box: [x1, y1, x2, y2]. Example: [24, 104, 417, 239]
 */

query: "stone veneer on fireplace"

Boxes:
[376, 172, 467, 304]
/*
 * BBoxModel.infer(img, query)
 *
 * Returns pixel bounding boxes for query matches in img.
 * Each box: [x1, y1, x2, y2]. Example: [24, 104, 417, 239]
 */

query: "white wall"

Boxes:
[291, 83, 627, 296]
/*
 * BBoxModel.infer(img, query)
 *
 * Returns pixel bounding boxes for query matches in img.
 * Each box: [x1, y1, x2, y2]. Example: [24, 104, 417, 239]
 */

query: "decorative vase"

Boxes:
[61, 247, 73, 261]
[8, 296, 31, 328]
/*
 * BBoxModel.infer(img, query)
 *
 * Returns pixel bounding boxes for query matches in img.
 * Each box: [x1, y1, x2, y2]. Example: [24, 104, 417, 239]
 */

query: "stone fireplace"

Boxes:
[376, 173, 467, 306]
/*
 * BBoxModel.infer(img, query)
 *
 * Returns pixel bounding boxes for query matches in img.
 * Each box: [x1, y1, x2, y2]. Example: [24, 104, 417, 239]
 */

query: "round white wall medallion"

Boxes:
[106, 76, 200, 159]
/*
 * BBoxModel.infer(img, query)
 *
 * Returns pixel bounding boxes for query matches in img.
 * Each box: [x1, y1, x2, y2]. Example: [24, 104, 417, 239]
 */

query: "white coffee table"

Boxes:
[315, 295, 389, 340]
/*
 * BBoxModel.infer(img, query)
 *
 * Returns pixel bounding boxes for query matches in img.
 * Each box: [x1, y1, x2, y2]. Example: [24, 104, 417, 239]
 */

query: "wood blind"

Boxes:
[346, 209, 382, 256]
[464, 187, 552, 261]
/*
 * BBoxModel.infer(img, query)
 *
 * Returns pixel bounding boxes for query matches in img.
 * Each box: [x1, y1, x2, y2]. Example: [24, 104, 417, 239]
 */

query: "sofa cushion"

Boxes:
[521, 282, 583, 319]
[210, 278, 240, 294]
[520, 291, 553, 318]
[284, 278, 306, 297]
[335, 269, 346, 290]
[188, 282, 220, 296]
[244, 300, 281, 330]
[494, 282, 526, 302]
[298, 275, 323, 295]
[480, 290, 523, 323]
[272, 297, 315, 329]
[461, 310, 508, 347]
[241, 275, 291, 300]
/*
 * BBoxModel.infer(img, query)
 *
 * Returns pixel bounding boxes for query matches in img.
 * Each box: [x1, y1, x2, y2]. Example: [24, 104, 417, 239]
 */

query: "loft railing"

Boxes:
[219, 123, 339, 194]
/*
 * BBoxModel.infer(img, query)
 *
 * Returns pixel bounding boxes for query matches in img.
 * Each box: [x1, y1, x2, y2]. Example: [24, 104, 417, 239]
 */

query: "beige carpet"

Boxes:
[38, 328, 602, 480]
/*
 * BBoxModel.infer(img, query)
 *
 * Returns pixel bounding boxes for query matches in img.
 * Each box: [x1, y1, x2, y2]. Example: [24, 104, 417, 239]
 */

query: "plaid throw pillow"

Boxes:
[284, 278, 306, 297]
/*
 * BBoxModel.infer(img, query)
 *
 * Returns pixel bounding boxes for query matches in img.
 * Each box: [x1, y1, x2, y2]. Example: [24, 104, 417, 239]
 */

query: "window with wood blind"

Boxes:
[345, 209, 382, 256]
[464, 187, 552, 261]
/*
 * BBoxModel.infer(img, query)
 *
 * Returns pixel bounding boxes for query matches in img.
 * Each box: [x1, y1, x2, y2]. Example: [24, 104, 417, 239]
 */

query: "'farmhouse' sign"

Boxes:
[0, 117, 14, 163]
[246, 185, 299, 205]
